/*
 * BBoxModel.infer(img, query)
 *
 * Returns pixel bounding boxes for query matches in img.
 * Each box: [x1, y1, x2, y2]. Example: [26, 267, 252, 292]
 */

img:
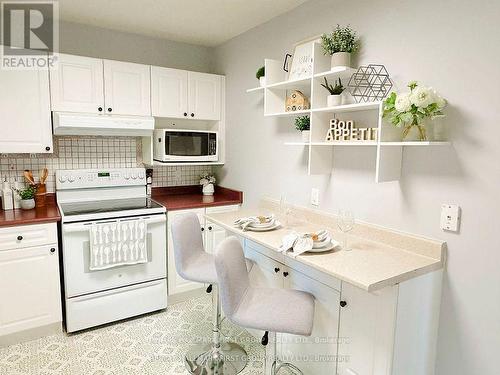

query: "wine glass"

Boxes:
[279, 194, 292, 227]
[337, 210, 355, 251]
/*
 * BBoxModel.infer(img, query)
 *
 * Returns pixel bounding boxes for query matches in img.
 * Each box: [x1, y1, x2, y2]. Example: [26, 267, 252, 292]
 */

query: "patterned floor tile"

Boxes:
[0, 296, 266, 375]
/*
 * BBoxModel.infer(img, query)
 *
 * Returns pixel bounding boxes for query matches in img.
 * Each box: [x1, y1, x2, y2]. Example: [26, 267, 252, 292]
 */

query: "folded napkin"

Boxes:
[234, 214, 274, 231]
[280, 230, 330, 257]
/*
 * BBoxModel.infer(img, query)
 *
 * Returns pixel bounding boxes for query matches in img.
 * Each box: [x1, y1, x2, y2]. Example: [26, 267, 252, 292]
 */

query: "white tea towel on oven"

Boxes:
[89, 219, 148, 271]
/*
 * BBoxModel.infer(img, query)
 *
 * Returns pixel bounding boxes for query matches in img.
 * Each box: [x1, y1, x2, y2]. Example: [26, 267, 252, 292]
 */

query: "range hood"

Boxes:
[52, 112, 154, 136]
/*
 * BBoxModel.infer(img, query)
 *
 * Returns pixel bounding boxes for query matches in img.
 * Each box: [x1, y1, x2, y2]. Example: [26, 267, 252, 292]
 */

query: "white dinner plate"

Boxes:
[246, 221, 281, 232]
[307, 240, 340, 253]
[248, 220, 276, 228]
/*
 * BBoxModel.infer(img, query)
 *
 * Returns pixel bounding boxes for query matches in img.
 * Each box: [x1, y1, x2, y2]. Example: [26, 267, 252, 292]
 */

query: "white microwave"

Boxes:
[153, 129, 218, 163]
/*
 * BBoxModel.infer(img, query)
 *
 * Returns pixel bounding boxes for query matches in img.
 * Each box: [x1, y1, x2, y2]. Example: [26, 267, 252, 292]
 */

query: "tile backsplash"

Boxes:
[0, 136, 212, 192]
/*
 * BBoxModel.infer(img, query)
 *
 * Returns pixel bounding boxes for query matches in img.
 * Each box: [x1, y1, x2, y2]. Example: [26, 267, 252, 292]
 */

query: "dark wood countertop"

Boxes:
[0, 195, 61, 228]
[152, 185, 243, 211]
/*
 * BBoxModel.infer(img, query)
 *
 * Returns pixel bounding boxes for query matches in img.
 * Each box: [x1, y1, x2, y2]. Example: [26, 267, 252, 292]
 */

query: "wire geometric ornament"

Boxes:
[347, 64, 393, 103]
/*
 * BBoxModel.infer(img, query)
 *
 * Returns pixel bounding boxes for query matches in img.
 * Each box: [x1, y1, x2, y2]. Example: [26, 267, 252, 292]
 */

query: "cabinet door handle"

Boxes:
[45, 146, 51, 151]
[50, 248, 56, 254]
[190, 113, 195, 117]
[17, 235, 23, 241]
[274, 267, 280, 273]
[201, 227, 205, 232]
[98, 107, 103, 112]
[183, 112, 188, 117]
[340, 300, 347, 308]
[283, 271, 289, 277]
[208, 226, 213, 231]
[107, 107, 112, 112]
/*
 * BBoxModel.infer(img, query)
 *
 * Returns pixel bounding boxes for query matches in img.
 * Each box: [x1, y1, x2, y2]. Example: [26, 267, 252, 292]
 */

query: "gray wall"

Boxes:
[213, 0, 500, 373]
[59, 20, 214, 72]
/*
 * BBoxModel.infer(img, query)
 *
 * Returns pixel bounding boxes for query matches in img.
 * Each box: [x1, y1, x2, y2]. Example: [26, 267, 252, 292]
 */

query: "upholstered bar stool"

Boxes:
[214, 236, 315, 375]
[171, 212, 248, 375]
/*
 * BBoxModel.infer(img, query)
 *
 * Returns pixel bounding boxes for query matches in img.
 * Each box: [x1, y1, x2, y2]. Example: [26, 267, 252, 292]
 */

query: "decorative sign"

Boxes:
[288, 41, 315, 80]
[325, 119, 378, 141]
[285, 90, 310, 112]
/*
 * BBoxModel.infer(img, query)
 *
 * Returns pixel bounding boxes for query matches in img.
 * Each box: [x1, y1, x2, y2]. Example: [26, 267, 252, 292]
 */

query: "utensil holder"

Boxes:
[35, 183, 46, 207]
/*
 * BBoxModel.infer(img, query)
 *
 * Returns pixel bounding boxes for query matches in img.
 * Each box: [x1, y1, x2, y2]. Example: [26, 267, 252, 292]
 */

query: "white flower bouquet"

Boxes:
[199, 173, 216, 186]
[383, 81, 446, 141]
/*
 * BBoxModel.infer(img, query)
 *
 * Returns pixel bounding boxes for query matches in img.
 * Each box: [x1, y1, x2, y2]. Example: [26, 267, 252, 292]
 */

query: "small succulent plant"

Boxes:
[14, 185, 36, 200]
[294, 116, 310, 132]
[256, 66, 265, 80]
[321, 77, 344, 95]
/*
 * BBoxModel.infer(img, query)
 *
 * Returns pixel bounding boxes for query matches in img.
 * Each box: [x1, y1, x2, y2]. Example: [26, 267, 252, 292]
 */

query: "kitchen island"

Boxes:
[205, 198, 446, 375]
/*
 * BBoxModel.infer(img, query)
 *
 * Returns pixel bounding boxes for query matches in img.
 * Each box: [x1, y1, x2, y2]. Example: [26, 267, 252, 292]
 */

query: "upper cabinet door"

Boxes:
[104, 60, 151, 116]
[0, 52, 52, 154]
[50, 54, 104, 113]
[188, 72, 221, 120]
[151, 66, 188, 118]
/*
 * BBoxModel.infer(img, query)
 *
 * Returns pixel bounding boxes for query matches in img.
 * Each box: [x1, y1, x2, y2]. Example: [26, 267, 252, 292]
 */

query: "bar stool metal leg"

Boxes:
[185, 285, 248, 374]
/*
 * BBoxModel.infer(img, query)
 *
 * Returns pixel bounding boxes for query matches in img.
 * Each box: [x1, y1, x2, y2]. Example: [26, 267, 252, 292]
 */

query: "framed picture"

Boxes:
[288, 35, 321, 81]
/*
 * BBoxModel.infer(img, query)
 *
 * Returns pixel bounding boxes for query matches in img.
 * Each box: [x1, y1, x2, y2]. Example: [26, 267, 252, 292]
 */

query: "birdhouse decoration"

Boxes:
[285, 90, 310, 112]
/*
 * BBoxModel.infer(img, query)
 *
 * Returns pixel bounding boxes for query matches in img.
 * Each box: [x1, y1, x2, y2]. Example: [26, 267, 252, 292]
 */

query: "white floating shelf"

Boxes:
[312, 102, 381, 113]
[266, 76, 312, 91]
[380, 141, 451, 146]
[264, 109, 310, 117]
[313, 66, 357, 79]
[285, 141, 376, 146]
[246, 86, 264, 93]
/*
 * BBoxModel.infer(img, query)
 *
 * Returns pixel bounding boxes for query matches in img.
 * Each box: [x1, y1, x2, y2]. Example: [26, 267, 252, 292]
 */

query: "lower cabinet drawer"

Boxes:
[0, 222, 57, 251]
[65, 279, 167, 333]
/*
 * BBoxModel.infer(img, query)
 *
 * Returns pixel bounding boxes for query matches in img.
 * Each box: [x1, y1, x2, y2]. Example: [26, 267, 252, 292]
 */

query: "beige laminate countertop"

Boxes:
[205, 207, 445, 292]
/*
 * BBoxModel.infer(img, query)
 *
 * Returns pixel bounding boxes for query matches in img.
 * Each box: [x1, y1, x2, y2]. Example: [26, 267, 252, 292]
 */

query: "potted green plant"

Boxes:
[200, 173, 216, 196]
[295, 115, 311, 142]
[321, 77, 345, 107]
[14, 185, 36, 210]
[256, 66, 265, 87]
[383, 81, 447, 141]
[321, 25, 360, 69]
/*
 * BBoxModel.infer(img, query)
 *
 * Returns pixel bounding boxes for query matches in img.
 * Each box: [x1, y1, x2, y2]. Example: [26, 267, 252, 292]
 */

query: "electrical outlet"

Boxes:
[311, 188, 319, 206]
[440, 204, 461, 232]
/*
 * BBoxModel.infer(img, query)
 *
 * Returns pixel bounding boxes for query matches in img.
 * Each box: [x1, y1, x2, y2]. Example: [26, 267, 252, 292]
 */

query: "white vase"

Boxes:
[301, 130, 311, 142]
[327, 95, 343, 107]
[20, 198, 35, 210]
[202, 183, 215, 196]
[259, 76, 266, 87]
[331, 52, 351, 69]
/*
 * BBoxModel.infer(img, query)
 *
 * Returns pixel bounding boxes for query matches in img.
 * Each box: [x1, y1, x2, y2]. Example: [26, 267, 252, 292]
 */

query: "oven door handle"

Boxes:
[63, 214, 166, 233]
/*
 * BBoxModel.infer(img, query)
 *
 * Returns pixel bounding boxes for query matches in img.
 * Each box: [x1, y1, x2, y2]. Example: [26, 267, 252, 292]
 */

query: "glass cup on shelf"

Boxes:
[337, 209, 355, 251]
[279, 194, 292, 227]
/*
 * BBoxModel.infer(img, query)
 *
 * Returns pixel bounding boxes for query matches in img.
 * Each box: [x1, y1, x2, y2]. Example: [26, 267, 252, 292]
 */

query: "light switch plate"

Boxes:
[311, 188, 319, 206]
[440, 204, 461, 232]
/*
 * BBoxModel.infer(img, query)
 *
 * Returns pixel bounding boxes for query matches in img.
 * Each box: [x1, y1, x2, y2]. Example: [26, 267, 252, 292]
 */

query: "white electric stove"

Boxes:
[56, 168, 167, 332]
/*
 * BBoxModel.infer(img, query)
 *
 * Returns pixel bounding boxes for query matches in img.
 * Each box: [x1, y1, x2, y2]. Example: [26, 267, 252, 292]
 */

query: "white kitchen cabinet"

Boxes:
[167, 205, 240, 298]
[50, 54, 151, 116]
[188, 71, 221, 120]
[50, 53, 104, 114]
[150, 67, 222, 120]
[337, 283, 398, 375]
[0, 48, 52, 154]
[151, 67, 188, 118]
[104, 60, 151, 116]
[0, 223, 61, 345]
[282, 269, 340, 375]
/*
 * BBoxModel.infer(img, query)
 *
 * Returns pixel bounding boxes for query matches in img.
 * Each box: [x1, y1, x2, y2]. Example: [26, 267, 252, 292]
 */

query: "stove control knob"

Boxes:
[131, 173, 137, 180]
[138, 172, 145, 179]
[68, 175, 75, 183]
[59, 175, 67, 183]
[124, 173, 130, 180]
